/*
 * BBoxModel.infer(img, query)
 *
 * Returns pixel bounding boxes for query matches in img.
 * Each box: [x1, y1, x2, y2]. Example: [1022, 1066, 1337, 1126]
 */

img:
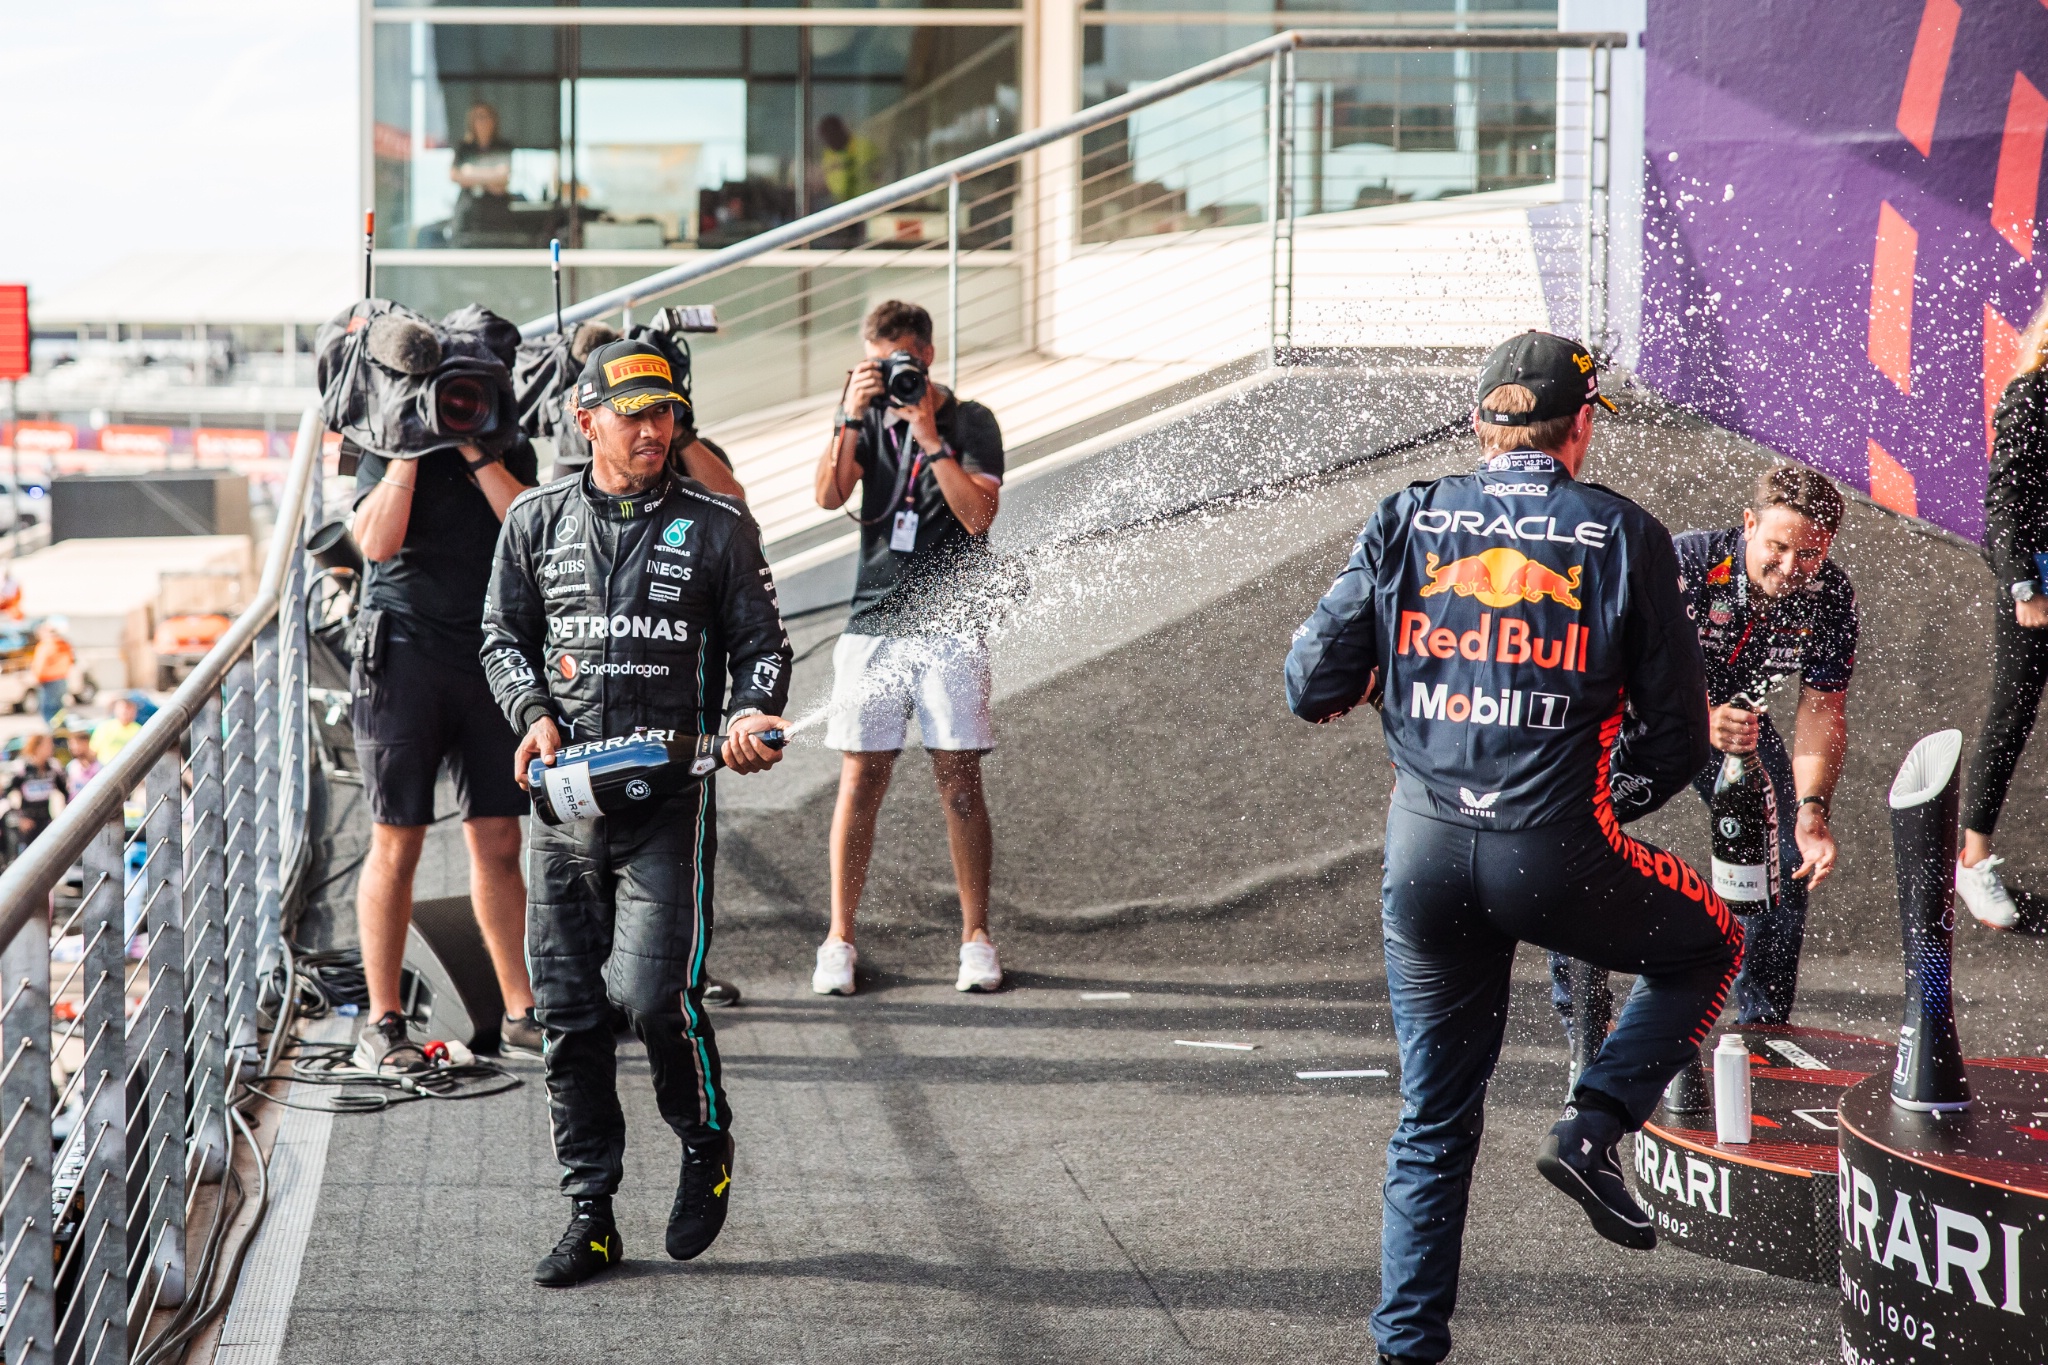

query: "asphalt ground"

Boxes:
[272, 377, 2048, 1363]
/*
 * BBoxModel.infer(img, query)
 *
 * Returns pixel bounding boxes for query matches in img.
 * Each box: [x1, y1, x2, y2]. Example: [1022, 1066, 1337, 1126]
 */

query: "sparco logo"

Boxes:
[1410, 508, 1609, 548]
[549, 614, 690, 643]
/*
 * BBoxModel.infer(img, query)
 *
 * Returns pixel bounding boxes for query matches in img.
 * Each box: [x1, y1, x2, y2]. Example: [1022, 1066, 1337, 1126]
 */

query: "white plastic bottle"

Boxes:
[1714, 1033, 1753, 1143]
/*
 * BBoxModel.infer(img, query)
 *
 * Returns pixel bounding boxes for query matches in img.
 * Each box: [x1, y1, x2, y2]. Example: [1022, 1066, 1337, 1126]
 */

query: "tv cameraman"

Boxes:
[810, 300, 1005, 996]
[349, 429, 542, 1071]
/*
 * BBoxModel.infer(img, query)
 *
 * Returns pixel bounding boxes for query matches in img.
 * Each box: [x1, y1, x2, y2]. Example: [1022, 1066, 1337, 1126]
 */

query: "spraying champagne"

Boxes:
[529, 727, 787, 826]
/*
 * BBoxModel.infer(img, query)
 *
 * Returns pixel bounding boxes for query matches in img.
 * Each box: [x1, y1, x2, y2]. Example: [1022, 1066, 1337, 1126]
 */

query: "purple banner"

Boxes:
[1639, 0, 2048, 541]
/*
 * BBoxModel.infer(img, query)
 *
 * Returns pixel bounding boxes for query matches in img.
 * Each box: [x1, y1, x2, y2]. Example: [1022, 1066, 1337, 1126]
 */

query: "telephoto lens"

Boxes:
[529, 728, 787, 826]
[882, 350, 928, 407]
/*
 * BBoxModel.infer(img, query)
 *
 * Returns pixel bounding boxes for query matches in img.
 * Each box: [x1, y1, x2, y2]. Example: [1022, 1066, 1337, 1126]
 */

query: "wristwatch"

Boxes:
[1798, 794, 1830, 817]
[2013, 580, 2039, 603]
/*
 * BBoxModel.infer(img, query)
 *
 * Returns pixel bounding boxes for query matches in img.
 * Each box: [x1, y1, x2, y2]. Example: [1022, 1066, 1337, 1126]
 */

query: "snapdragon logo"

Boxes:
[582, 661, 671, 678]
[1410, 683, 1569, 729]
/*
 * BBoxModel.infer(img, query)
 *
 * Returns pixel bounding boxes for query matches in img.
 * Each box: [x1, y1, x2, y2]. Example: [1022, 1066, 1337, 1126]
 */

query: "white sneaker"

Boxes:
[956, 938, 1003, 993]
[1957, 856, 2020, 930]
[812, 938, 858, 995]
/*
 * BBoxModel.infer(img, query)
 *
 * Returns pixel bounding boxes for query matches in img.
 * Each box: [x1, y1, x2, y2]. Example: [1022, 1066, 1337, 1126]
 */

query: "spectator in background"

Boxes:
[1958, 290, 2048, 929]
[450, 102, 515, 247]
[451, 102, 512, 199]
[4, 733, 67, 862]
[88, 694, 142, 768]
[818, 115, 880, 206]
[32, 623, 72, 724]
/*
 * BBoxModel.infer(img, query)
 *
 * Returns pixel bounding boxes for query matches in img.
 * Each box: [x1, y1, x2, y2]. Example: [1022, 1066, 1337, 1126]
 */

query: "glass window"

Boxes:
[373, 20, 1020, 251]
[1080, 31, 1556, 232]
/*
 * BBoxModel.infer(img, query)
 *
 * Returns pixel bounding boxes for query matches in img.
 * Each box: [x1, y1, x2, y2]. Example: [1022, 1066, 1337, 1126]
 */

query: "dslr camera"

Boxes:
[317, 301, 521, 460]
[880, 350, 928, 408]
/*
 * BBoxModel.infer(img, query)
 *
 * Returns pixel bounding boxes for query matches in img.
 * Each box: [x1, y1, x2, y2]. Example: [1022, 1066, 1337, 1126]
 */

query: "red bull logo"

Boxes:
[1418, 548, 1583, 610]
[1397, 611, 1588, 672]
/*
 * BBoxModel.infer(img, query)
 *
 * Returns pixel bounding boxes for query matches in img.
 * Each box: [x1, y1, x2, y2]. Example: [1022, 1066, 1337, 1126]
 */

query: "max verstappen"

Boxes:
[481, 338, 792, 1287]
[1285, 332, 1743, 1364]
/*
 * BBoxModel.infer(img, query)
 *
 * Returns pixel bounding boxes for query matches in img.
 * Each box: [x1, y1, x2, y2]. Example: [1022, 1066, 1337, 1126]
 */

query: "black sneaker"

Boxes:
[499, 1008, 544, 1058]
[702, 977, 742, 1008]
[535, 1199, 622, 1287]
[1536, 1102, 1656, 1251]
[667, 1132, 734, 1260]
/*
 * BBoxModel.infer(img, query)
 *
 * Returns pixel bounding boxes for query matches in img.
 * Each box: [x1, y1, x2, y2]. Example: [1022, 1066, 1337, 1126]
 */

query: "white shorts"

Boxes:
[824, 632, 994, 753]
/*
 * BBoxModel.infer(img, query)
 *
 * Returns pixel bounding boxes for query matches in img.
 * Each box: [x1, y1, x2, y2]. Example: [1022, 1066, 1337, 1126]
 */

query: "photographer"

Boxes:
[347, 405, 543, 1071]
[810, 300, 1005, 997]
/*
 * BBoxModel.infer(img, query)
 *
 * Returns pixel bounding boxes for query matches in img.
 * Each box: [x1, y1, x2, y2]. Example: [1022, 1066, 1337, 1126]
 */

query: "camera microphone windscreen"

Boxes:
[366, 314, 441, 376]
[572, 322, 621, 364]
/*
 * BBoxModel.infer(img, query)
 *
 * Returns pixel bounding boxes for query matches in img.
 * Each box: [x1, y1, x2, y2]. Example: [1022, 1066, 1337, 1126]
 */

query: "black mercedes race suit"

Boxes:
[1285, 450, 1740, 1363]
[482, 469, 791, 1198]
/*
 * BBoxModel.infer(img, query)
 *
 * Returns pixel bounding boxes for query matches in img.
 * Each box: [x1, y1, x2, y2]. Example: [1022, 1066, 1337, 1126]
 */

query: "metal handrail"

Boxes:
[0, 404, 324, 951]
[520, 26, 1629, 339]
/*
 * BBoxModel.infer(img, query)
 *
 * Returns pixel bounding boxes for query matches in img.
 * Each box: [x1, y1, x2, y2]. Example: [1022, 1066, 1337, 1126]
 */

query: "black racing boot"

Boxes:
[702, 977, 742, 1008]
[1536, 1101, 1656, 1251]
[667, 1132, 735, 1260]
[535, 1198, 622, 1287]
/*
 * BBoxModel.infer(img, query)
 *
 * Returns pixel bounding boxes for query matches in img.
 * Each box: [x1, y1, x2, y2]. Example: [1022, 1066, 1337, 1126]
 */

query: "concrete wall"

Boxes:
[1637, 0, 2048, 541]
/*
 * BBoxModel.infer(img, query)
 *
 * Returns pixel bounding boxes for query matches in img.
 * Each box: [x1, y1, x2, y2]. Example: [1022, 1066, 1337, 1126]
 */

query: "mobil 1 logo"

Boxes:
[1409, 683, 1570, 729]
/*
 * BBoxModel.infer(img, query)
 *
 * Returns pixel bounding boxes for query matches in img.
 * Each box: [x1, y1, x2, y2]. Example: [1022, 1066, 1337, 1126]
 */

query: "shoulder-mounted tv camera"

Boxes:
[316, 301, 521, 461]
[516, 305, 718, 475]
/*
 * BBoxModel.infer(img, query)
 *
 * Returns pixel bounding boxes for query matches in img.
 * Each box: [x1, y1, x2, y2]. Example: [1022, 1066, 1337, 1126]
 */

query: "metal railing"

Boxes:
[0, 406, 322, 1364]
[513, 27, 1621, 550]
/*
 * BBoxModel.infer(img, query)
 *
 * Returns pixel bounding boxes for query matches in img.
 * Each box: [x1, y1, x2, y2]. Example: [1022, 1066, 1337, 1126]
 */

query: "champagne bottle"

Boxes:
[1709, 699, 1771, 908]
[529, 727, 786, 826]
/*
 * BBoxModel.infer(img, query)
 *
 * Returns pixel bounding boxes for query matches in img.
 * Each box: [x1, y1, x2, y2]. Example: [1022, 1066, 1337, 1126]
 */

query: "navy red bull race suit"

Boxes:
[1285, 450, 1742, 1363]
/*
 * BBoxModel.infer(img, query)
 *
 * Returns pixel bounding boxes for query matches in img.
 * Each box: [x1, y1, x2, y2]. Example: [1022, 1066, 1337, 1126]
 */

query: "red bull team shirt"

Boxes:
[1286, 450, 1712, 831]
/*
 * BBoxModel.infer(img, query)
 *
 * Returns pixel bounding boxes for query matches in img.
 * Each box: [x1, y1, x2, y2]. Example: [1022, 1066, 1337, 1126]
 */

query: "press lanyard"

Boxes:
[888, 421, 926, 553]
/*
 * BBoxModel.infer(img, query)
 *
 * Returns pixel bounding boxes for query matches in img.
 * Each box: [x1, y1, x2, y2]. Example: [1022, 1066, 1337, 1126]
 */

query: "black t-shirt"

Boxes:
[845, 394, 1004, 636]
[7, 761, 66, 822]
[354, 442, 538, 666]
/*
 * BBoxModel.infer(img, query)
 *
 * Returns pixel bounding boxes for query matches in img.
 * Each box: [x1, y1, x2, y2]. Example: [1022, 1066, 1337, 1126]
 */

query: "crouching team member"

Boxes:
[1555, 466, 1854, 1054]
[481, 338, 792, 1287]
[1285, 332, 1742, 1365]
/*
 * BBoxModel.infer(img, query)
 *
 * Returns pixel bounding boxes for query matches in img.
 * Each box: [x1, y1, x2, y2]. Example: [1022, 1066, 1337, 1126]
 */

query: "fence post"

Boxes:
[184, 697, 227, 1182]
[948, 174, 961, 392]
[222, 657, 260, 1069]
[59, 819, 126, 1365]
[252, 621, 283, 1000]
[0, 900, 52, 1365]
[129, 751, 190, 1315]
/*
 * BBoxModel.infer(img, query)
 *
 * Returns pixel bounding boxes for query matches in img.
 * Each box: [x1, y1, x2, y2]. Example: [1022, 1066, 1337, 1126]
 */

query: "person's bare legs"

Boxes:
[358, 822, 427, 1020]
[930, 750, 992, 944]
[1963, 830, 1994, 868]
[464, 815, 534, 1014]
[827, 751, 897, 943]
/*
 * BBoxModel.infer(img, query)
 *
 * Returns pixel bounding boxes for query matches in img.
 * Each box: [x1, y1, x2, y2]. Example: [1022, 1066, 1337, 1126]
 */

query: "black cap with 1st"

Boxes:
[1474, 331, 1618, 425]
